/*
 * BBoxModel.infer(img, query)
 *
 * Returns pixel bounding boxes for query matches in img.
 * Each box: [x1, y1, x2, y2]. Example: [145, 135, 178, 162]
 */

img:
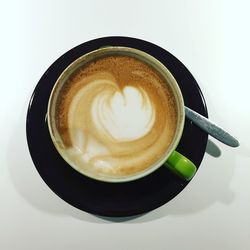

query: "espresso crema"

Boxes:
[49, 54, 178, 180]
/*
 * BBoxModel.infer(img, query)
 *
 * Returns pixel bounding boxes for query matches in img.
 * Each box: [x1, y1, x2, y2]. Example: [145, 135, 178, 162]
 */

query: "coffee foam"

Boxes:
[91, 85, 155, 141]
[51, 55, 177, 179]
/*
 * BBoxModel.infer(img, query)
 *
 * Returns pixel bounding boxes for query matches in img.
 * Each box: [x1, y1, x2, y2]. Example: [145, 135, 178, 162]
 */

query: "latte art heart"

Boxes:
[51, 55, 177, 179]
[92, 86, 155, 141]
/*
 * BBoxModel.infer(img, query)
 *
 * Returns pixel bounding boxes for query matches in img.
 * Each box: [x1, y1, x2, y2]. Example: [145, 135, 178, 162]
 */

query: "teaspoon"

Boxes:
[185, 106, 239, 147]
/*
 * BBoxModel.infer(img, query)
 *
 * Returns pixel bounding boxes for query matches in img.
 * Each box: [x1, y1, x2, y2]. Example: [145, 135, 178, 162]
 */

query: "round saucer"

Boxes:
[26, 37, 208, 217]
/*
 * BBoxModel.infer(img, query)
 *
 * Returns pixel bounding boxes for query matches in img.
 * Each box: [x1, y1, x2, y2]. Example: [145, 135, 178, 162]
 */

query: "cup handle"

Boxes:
[164, 151, 197, 181]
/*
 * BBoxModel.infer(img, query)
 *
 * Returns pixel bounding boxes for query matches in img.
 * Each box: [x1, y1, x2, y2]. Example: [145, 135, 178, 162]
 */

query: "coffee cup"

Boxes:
[47, 47, 196, 182]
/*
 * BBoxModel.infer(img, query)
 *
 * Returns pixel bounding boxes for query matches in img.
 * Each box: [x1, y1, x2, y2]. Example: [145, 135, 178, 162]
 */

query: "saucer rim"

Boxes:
[26, 36, 208, 217]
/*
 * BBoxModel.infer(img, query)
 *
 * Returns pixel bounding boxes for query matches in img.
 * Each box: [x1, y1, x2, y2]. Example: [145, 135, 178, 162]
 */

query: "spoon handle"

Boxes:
[185, 106, 239, 147]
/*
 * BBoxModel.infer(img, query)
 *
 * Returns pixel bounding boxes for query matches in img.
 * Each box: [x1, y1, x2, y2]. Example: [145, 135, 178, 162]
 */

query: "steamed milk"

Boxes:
[49, 55, 177, 179]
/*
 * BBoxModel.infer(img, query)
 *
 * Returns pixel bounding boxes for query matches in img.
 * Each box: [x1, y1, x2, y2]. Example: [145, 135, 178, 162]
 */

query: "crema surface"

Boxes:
[50, 55, 177, 179]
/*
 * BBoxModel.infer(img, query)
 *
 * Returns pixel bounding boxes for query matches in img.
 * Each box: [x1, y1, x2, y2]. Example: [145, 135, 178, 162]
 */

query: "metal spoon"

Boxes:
[185, 106, 240, 147]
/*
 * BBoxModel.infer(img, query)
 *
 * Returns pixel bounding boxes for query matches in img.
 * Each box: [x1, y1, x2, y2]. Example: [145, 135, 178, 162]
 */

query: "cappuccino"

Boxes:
[48, 49, 178, 181]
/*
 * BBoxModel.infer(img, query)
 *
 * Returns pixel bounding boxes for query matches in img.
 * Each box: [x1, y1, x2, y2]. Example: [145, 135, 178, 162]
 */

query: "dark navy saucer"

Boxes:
[26, 37, 208, 217]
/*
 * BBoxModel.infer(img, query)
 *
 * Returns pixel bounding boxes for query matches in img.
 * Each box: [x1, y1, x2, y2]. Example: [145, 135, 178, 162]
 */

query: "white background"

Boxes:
[1, 1, 250, 249]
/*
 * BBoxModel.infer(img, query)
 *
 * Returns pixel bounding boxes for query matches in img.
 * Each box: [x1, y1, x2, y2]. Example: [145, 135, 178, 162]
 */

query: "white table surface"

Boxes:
[1, 1, 250, 249]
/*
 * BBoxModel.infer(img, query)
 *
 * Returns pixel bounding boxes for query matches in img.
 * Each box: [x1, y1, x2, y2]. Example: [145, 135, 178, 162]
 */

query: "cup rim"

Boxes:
[47, 46, 185, 182]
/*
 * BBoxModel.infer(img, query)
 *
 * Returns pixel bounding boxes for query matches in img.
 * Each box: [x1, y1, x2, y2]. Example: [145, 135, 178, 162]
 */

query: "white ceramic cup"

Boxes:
[47, 47, 196, 182]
